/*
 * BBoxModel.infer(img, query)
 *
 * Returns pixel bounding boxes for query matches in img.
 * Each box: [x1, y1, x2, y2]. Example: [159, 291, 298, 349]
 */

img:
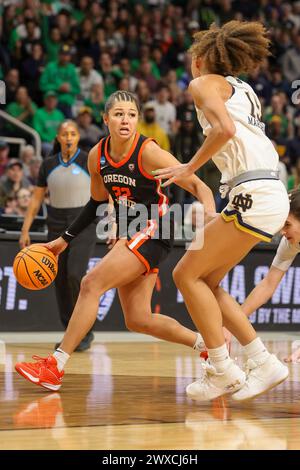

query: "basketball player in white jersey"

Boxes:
[154, 21, 290, 401]
[241, 189, 300, 363]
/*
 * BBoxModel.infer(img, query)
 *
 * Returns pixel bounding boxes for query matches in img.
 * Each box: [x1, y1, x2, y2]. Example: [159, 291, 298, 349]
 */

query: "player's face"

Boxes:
[57, 123, 80, 155]
[105, 101, 139, 140]
[281, 213, 300, 245]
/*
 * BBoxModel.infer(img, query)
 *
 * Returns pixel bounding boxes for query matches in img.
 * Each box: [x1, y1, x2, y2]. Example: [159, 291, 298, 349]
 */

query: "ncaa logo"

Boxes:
[101, 156, 106, 166]
[128, 163, 135, 172]
[87, 258, 116, 321]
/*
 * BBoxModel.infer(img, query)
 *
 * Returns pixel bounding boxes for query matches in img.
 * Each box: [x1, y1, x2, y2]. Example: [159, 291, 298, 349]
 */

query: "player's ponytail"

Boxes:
[189, 20, 271, 76]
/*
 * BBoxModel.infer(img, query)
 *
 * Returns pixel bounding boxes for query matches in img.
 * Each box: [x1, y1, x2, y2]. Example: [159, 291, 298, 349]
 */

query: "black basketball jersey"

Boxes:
[97, 133, 169, 224]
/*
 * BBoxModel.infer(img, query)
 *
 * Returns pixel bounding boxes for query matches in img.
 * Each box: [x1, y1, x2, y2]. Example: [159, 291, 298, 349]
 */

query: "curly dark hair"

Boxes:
[189, 20, 271, 76]
[289, 189, 300, 221]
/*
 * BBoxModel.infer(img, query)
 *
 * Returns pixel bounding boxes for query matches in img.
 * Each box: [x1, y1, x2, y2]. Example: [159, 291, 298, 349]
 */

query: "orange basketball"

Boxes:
[13, 244, 58, 290]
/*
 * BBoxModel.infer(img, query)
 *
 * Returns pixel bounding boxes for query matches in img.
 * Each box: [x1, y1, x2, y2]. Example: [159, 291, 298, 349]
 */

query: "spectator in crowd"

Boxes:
[265, 94, 290, 139]
[27, 157, 42, 186]
[3, 196, 18, 215]
[278, 160, 288, 189]
[0, 141, 10, 177]
[21, 42, 45, 105]
[135, 58, 159, 93]
[135, 80, 151, 106]
[77, 56, 103, 102]
[281, 32, 300, 84]
[33, 91, 65, 156]
[137, 102, 170, 151]
[84, 83, 105, 127]
[4, 69, 20, 105]
[151, 84, 176, 136]
[267, 115, 289, 158]
[13, 187, 32, 216]
[115, 58, 138, 92]
[172, 111, 204, 205]
[247, 67, 272, 105]
[285, 123, 300, 169]
[287, 155, 300, 190]
[76, 106, 103, 150]
[20, 144, 35, 177]
[6, 86, 37, 128]
[98, 52, 118, 98]
[39, 44, 80, 118]
[0, 159, 31, 208]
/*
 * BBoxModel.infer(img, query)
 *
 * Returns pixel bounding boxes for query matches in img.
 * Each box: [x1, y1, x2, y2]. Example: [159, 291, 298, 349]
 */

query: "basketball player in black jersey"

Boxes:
[15, 91, 216, 391]
[19, 120, 96, 351]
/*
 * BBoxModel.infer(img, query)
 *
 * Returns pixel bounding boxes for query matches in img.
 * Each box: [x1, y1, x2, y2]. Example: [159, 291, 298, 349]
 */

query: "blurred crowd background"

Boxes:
[1, 0, 300, 221]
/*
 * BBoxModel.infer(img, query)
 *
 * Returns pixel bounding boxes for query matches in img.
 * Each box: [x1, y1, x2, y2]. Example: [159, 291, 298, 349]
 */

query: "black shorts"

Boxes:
[124, 217, 174, 274]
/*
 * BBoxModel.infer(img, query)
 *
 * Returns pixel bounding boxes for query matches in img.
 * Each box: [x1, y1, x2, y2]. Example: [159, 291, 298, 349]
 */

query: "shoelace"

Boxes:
[195, 362, 217, 385]
[244, 358, 261, 376]
[30, 355, 52, 370]
[32, 355, 49, 363]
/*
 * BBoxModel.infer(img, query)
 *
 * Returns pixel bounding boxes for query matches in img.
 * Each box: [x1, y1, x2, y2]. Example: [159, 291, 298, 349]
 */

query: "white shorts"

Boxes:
[221, 179, 289, 242]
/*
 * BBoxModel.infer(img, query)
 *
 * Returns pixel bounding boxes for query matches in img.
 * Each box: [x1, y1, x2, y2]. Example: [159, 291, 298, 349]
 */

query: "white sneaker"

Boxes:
[186, 360, 246, 401]
[231, 354, 289, 401]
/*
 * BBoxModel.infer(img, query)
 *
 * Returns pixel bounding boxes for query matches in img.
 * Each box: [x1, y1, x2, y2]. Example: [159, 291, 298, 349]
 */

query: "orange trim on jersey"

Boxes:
[97, 138, 105, 174]
[126, 219, 158, 274]
[127, 238, 150, 273]
[137, 138, 156, 180]
[137, 139, 169, 217]
[149, 268, 159, 274]
[104, 132, 140, 168]
[156, 180, 169, 217]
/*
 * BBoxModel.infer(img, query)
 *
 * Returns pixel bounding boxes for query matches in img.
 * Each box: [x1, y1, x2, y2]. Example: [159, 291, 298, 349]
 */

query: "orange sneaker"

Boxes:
[15, 355, 64, 391]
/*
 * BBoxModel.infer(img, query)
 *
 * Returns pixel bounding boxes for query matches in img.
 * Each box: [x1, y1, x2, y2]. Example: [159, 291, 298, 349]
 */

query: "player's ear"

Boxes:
[103, 113, 109, 126]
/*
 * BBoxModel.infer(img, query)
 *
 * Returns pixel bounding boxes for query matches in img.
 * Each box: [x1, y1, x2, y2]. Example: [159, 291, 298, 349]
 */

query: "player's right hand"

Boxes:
[42, 237, 68, 256]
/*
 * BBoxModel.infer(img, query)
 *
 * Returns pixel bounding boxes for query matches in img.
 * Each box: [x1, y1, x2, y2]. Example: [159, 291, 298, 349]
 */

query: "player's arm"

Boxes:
[45, 145, 109, 255]
[142, 140, 216, 214]
[241, 266, 285, 316]
[152, 75, 236, 186]
[19, 186, 47, 248]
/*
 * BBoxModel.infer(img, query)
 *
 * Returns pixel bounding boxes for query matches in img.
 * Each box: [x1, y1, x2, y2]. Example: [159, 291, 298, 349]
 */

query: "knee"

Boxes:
[80, 273, 99, 296]
[173, 264, 198, 291]
[125, 317, 151, 334]
[172, 264, 186, 289]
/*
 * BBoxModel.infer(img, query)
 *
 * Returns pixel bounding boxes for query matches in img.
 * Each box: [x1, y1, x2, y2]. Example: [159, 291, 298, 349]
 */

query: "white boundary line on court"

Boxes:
[0, 331, 299, 343]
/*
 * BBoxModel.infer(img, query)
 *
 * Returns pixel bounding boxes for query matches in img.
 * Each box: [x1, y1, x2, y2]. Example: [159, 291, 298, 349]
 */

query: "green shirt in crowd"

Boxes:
[40, 61, 80, 106]
[6, 101, 38, 128]
[33, 107, 64, 142]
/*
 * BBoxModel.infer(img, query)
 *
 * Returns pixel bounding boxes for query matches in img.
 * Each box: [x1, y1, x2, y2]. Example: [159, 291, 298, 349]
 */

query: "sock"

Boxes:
[243, 337, 270, 364]
[193, 333, 206, 352]
[53, 348, 70, 372]
[208, 344, 231, 373]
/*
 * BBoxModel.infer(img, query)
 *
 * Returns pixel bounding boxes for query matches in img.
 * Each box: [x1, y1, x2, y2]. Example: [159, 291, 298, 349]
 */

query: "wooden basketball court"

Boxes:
[0, 334, 299, 450]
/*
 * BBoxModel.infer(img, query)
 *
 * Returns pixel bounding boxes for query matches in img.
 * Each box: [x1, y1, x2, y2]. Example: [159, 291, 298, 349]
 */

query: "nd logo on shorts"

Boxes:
[232, 193, 253, 212]
[87, 258, 116, 321]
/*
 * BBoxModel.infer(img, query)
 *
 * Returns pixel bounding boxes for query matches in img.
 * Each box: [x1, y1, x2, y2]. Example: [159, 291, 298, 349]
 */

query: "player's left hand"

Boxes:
[152, 163, 194, 187]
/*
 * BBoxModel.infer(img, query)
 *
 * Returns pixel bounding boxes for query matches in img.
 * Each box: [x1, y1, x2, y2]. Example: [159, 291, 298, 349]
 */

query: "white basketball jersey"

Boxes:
[196, 76, 279, 183]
